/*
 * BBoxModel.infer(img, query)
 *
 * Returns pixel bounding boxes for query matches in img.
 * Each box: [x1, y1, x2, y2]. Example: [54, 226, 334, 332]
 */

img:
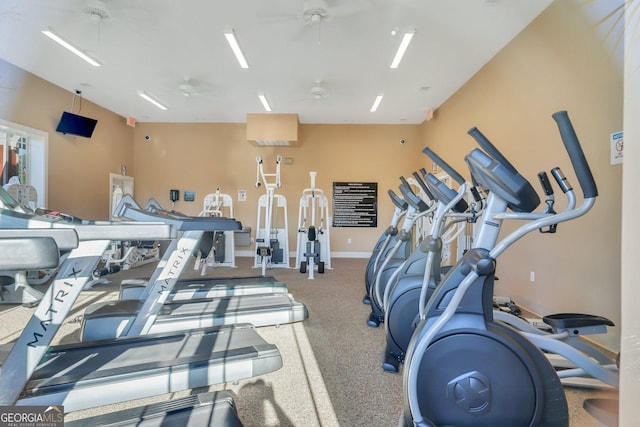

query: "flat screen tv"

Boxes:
[55, 111, 98, 138]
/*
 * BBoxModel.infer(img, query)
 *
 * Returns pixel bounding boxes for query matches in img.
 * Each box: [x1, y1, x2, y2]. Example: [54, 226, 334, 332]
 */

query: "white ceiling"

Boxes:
[0, 0, 552, 124]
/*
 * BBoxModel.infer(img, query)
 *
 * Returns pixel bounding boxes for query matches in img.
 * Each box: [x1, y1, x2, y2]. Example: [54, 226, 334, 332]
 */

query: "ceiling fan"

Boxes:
[309, 80, 328, 100]
[162, 78, 216, 101]
[178, 78, 197, 97]
[260, 0, 373, 44]
[29, 0, 151, 42]
[81, 0, 151, 37]
[282, 0, 332, 44]
[291, 80, 335, 103]
[82, 0, 111, 22]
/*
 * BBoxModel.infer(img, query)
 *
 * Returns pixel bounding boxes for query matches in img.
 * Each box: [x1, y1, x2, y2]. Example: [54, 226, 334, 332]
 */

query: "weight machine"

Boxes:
[295, 171, 331, 279]
[196, 188, 236, 271]
[254, 155, 290, 275]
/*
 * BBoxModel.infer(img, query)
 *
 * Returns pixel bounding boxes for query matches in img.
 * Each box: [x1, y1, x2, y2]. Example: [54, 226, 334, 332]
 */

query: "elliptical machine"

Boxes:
[382, 152, 473, 372]
[364, 174, 437, 307]
[401, 111, 595, 426]
[363, 189, 410, 304]
[367, 178, 435, 327]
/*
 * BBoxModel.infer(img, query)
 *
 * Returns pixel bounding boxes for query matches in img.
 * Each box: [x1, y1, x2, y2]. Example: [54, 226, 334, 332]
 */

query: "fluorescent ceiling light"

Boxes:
[258, 93, 272, 112]
[370, 94, 384, 112]
[390, 32, 415, 69]
[42, 28, 101, 67]
[138, 91, 168, 110]
[224, 30, 249, 68]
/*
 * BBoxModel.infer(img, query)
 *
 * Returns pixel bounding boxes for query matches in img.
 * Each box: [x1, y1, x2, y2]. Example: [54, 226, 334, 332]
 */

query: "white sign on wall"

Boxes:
[610, 131, 623, 165]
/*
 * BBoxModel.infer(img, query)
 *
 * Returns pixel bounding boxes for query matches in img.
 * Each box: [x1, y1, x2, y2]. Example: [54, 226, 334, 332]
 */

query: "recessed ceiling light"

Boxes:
[390, 31, 415, 69]
[224, 29, 249, 69]
[137, 91, 168, 110]
[258, 93, 272, 112]
[370, 94, 384, 112]
[42, 28, 101, 67]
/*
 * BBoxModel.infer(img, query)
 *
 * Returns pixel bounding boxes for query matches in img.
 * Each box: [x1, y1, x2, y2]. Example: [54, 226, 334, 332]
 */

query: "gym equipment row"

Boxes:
[251, 156, 333, 277]
[0, 184, 308, 426]
[191, 156, 332, 278]
[366, 135, 616, 386]
[363, 111, 617, 426]
[0, 203, 269, 424]
[381, 157, 479, 374]
[120, 197, 289, 301]
[80, 194, 308, 341]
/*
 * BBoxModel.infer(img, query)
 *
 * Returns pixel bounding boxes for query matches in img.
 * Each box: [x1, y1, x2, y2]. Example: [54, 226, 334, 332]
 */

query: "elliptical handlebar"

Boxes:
[551, 167, 572, 194]
[388, 189, 408, 211]
[412, 169, 436, 201]
[537, 171, 554, 196]
[468, 170, 484, 203]
[422, 147, 466, 185]
[551, 111, 598, 199]
[467, 127, 519, 176]
[398, 182, 429, 212]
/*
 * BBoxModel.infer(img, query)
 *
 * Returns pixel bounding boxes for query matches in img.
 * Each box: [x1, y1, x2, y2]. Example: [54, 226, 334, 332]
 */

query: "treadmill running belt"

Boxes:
[148, 293, 309, 331]
[65, 391, 244, 427]
[18, 324, 281, 412]
[162, 293, 300, 314]
[120, 275, 288, 301]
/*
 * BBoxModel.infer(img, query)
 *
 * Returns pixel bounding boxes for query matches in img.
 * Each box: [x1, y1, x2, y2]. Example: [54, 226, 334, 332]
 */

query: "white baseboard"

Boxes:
[330, 251, 372, 259]
[235, 250, 372, 259]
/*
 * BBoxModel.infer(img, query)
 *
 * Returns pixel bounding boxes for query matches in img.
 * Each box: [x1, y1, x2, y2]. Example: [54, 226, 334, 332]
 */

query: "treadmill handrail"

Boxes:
[115, 200, 242, 231]
[0, 236, 60, 270]
[0, 238, 115, 405]
[0, 208, 176, 241]
[0, 228, 79, 250]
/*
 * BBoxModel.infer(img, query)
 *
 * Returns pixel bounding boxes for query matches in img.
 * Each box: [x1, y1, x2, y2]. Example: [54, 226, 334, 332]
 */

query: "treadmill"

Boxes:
[80, 196, 308, 342]
[0, 205, 282, 422]
[117, 197, 289, 301]
[65, 391, 244, 427]
[120, 274, 289, 300]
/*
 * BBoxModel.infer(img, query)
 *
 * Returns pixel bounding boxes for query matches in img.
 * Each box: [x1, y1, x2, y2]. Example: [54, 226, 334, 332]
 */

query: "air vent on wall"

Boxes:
[254, 140, 294, 146]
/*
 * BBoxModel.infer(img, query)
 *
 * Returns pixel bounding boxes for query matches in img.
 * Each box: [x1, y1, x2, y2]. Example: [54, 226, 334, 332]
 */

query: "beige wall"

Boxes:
[1, 1, 623, 353]
[132, 122, 422, 254]
[419, 0, 623, 350]
[0, 57, 133, 220]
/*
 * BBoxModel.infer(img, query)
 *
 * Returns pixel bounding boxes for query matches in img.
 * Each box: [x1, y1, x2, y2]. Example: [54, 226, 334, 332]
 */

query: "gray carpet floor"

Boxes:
[0, 256, 617, 426]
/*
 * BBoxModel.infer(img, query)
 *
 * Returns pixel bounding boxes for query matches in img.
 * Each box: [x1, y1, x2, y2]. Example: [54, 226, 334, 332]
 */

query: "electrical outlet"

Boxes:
[347, 238, 352, 244]
[529, 271, 535, 283]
